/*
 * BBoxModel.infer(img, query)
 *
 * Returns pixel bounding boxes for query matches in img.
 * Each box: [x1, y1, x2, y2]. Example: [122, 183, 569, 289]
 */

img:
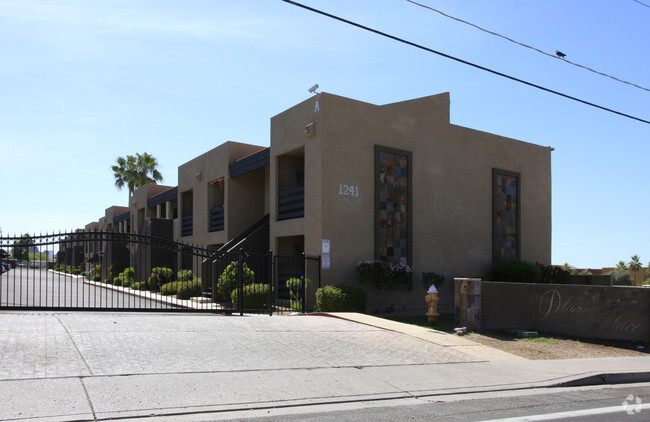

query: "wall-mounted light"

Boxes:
[195, 172, 201, 182]
[305, 122, 315, 138]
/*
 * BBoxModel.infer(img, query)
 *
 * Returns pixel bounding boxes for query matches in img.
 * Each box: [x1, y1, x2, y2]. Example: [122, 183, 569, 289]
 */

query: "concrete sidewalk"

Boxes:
[1, 311, 649, 421]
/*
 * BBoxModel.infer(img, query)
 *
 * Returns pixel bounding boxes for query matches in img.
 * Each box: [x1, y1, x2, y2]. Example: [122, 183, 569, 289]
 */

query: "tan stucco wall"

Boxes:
[178, 141, 267, 248]
[270, 92, 551, 312]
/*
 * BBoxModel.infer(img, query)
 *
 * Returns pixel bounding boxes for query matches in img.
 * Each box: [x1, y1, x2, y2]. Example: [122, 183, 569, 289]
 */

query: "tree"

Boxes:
[12, 234, 33, 261]
[628, 255, 642, 285]
[615, 260, 627, 271]
[111, 152, 163, 199]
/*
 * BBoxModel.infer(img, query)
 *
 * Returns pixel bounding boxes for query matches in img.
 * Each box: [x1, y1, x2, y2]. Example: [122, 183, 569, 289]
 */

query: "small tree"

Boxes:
[12, 234, 33, 261]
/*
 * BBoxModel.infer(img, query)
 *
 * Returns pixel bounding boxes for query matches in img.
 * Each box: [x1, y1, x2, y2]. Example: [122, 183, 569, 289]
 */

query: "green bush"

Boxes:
[109, 263, 125, 280]
[176, 279, 202, 300]
[161, 281, 182, 296]
[537, 263, 570, 284]
[131, 281, 146, 291]
[113, 267, 135, 287]
[216, 261, 255, 300]
[148, 267, 174, 290]
[177, 269, 193, 282]
[231, 283, 271, 309]
[90, 265, 102, 282]
[611, 269, 633, 286]
[421, 272, 445, 289]
[286, 277, 312, 311]
[314, 284, 367, 313]
[490, 259, 541, 283]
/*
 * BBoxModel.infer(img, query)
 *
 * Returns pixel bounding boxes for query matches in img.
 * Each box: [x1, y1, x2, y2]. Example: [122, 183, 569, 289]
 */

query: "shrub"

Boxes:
[131, 281, 146, 291]
[90, 265, 102, 282]
[314, 284, 367, 313]
[231, 283, 271, 309]
[176, 279, 202, 300]
[148, 267, 174, 290]
[611, 269, 633, 286]
[537, 263, 570, 284]
[286, 277, 312, 311]
[357, 260, 413, 289]
[113, 267, 135, 287]
[490, 259, 541, 283]
[216, 261, 255, 300]
[109, 263, 125, 280]
[177, 269, 193, 282]
[161, 281, 182, 296]
[421, 272, 445, 290]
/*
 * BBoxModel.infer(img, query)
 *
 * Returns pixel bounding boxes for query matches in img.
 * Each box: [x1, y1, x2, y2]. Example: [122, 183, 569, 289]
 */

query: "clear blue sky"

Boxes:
[1, 0, 648, 269]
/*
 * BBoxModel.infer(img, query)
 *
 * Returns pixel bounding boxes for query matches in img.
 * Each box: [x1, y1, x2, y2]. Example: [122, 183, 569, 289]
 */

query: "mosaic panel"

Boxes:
[494, 171, 519, 261]
[377, 150, 409, 265]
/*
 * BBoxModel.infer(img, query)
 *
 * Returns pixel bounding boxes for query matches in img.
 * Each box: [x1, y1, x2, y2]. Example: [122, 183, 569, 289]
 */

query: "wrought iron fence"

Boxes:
[0, 231, 320, 315]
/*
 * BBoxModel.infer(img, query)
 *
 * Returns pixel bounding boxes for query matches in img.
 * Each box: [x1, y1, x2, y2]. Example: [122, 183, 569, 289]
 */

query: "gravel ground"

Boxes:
[465, 331, 650, 360]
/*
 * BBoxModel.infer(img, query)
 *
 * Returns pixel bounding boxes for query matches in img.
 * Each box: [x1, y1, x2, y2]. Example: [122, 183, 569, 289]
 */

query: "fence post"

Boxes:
[267, 251, 273, 316]
[237, 249, 244, 316]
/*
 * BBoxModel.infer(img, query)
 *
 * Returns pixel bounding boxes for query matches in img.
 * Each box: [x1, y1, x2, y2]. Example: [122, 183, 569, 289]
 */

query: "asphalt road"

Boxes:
[221, 383, 650, 422]
[0, 268, 166, 309]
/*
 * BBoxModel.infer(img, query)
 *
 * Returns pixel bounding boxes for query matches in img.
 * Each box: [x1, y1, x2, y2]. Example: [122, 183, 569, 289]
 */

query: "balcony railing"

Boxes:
[182, 215, 193, 237]
[278, 186, 304, 220]
[209, 207, 225, 232]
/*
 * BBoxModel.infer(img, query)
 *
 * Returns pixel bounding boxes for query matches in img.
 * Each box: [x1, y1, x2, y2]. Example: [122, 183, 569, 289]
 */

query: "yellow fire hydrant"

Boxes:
[425, 285, 439, 325]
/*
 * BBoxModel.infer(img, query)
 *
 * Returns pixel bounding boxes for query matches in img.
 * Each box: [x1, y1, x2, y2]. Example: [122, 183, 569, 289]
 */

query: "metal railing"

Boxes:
[208, 207, 225, 232]
[181, 215, 193, 236]
[278, 186, 304, 220]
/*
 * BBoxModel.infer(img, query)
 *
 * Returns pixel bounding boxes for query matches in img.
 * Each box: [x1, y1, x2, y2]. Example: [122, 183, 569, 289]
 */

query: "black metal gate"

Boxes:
[1, 231, 320, 314]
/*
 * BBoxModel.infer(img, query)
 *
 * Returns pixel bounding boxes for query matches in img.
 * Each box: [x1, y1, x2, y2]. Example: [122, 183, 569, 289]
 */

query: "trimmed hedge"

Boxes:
[231, 283, 271, 309]
[490, 259, 541, 283]
[160, 279, 202, 299]
[314, 284, 367, 313]
[176, 279, 202, 300]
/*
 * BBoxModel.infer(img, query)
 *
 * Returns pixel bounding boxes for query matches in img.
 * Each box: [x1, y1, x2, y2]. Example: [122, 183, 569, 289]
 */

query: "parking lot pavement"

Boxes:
[0, 312, 483, 380]
[2, 311, 649, 421]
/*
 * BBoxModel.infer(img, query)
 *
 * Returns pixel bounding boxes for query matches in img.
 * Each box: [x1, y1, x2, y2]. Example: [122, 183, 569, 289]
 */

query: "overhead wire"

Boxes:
[633, 0, 650, 9]
[281, 0, 650, 126]
[406, 0, 650, 92]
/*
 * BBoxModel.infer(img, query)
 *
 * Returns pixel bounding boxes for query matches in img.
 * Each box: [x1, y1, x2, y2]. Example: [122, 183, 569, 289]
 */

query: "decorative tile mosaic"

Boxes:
[494, 172, 519, 260]
[378, 151, 409, 265]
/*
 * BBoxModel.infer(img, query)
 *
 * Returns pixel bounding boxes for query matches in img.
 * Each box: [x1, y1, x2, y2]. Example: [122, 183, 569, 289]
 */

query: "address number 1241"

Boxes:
[339, 184, 359, 197]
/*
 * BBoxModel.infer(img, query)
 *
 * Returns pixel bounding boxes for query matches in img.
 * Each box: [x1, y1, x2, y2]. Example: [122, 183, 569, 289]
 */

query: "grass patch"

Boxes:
[384, 313, 456, 332]
[518, 336, 559, 344]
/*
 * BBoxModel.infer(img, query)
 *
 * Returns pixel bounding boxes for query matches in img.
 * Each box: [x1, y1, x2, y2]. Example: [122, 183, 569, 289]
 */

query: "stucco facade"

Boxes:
[270, 92, 551, 310]
[83, 92, 551, 312]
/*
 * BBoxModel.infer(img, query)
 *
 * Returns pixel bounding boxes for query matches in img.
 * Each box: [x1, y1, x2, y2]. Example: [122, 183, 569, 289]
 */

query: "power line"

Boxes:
[281, 0, 650, 126]
[633, 0, 650, 9]
[406, 0, 650, 92]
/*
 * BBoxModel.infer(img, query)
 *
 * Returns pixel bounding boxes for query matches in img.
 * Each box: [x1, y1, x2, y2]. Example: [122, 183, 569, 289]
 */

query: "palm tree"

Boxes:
[628, 255, 642, 285]
[615, 260, 627, 271]
[112, 152, 163, 199]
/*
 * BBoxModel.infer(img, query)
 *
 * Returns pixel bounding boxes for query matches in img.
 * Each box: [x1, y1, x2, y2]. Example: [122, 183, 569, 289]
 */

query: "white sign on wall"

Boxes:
[322, 239, 330, 270]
